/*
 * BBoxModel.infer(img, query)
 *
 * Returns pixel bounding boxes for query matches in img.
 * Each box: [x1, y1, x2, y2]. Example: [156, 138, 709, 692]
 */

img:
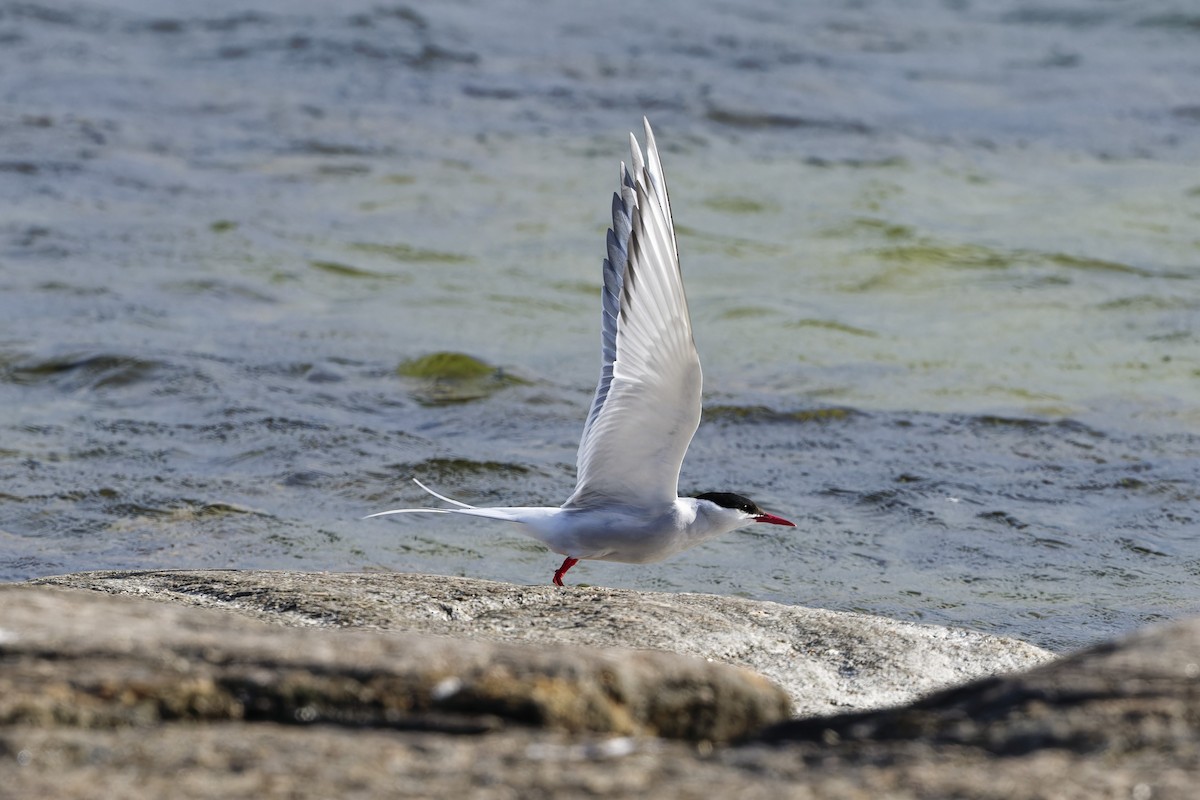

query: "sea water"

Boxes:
[2, 0, 1198, 651]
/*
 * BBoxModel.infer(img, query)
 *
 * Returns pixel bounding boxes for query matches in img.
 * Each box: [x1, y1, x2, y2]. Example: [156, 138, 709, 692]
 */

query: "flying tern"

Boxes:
[369, 118, 795, 586]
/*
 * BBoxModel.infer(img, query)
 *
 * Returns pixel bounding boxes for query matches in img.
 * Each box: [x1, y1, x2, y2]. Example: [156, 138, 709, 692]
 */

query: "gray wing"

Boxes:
[564, 119, 702, 510]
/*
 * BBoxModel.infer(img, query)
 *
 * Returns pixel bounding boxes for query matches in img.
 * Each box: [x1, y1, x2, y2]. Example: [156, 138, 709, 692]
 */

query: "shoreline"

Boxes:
[5, 570, 1197, 797]
[29, 569, 1054, 718]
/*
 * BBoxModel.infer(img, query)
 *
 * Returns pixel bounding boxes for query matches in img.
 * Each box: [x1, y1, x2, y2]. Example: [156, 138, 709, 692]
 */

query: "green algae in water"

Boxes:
[7, 353, 164, 390]
[420, 457, 529, 475]
[404, 457, 530, 481]
[872, 241, 1012, 269]
[309, 260, 394, 280]
[1047, 252, 1155, 277]
[720, 306, 778, 320]
[351, 242, 471, 264]
[818, 217, 915, 241]
[397, 351, 527, 405]
[705, 405, 858, 424]
[785, 318, 879, 338]
[702, 195, 775, 214]
[399, 352, 496, 381]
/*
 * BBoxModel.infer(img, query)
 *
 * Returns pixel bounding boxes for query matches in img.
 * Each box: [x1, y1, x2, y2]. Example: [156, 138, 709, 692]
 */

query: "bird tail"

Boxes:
[411, 477, 476, 508]
[363, 478, 534, 524]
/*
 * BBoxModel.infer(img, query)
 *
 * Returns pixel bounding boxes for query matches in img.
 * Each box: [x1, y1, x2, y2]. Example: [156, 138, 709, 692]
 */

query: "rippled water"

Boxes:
[2, 0, 1199, 652]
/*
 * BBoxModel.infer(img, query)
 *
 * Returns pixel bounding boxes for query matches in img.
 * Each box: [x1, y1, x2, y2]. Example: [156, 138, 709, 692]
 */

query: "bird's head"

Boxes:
[694, 491, 796, 530]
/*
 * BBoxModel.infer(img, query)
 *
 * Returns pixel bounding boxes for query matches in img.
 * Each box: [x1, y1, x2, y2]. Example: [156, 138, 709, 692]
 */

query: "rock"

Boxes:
[4, 574, 1200, 798]
[0, 584, 789, 742]
[32, 570, 1053, 716]
[754, 615, 1200, 757]
[723, 616, 1200, 799]
[7, 572, 1199, 798]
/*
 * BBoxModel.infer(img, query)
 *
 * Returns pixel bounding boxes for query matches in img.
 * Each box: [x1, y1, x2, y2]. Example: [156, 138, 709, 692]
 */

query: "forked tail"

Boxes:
[410, 478, 476, 508]
[364, 478, 550, 525]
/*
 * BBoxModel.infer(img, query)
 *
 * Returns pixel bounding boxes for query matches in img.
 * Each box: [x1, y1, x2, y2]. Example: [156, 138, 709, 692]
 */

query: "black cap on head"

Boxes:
[695, 491, 764, 516]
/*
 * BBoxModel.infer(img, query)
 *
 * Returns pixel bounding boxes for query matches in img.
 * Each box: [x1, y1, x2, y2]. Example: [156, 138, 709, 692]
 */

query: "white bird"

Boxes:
[368, 118, 794, 586]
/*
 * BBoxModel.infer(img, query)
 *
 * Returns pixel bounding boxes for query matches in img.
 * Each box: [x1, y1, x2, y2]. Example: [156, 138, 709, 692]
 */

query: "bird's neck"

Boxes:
[675, 497, 746, 544]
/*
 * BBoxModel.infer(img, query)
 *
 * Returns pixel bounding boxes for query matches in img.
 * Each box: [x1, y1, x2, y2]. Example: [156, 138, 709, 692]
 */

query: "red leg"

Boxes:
[553, 557, 579, 587]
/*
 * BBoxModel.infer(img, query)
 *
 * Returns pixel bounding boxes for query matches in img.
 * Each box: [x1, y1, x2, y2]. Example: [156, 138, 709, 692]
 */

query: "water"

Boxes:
[2, 0, 1198, 653]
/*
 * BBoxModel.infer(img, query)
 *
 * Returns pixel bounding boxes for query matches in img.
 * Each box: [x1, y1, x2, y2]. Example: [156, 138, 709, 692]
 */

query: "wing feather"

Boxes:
[565, 119, 701, 510]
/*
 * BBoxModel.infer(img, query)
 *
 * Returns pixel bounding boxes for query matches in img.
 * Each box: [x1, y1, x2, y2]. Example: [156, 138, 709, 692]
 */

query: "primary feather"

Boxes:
[565, 119, 701, 510]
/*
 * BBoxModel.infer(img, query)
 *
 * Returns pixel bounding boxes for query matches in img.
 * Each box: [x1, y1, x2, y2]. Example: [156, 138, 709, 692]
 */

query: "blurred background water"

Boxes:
[1, 0, 1198, 652]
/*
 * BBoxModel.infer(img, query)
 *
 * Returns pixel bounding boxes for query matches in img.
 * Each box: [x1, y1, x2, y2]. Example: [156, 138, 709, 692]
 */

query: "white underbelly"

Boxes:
[551, 519, 691, 564]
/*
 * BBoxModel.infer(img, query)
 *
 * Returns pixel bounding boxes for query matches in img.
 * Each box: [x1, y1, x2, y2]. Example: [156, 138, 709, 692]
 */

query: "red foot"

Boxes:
[553, 557, 579, 587]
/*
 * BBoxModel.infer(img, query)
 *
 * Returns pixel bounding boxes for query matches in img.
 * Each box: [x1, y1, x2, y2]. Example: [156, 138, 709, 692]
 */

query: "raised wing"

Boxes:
[564, 119, 702, 510]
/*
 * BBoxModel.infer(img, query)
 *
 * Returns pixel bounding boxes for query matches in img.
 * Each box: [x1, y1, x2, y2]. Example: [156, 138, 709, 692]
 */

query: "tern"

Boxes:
[369, 119, 794, 586]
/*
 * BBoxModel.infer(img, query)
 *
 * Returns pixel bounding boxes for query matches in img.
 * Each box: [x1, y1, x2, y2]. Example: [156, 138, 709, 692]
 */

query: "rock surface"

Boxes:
[0, 583, 787, 742]
[737, 615, 1200, 798]
[757, 614, 1200, 756]
[32, 570, 1053, 716]
[6, 571, 1198, 798]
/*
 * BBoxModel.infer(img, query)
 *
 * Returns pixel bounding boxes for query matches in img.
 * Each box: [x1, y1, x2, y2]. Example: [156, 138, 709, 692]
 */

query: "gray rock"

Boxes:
[32, 570, 1053, 716]
[723, 616, 1200, 798]
[4, 573, 1200, 798]
[754, 614, 1200, 757]
[0, 583, 789, 742]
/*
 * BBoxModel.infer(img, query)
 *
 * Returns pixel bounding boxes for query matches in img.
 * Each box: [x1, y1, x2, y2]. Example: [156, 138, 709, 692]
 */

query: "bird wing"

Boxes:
[564, 119, 702, 511]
